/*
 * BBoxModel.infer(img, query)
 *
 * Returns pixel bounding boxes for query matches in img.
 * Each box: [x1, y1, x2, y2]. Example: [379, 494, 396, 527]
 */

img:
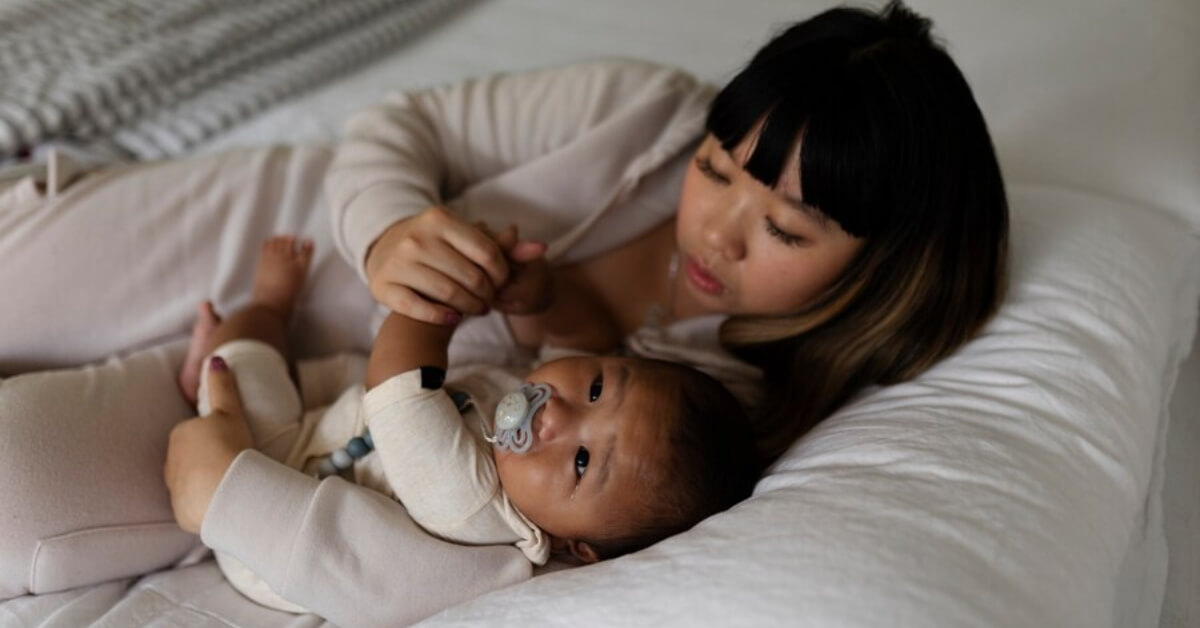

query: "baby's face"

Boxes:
[493, 356, 675, 552]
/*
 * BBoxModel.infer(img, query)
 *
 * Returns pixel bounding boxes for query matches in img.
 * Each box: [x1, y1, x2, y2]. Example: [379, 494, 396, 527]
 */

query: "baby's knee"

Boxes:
[199, 340, 303, 450]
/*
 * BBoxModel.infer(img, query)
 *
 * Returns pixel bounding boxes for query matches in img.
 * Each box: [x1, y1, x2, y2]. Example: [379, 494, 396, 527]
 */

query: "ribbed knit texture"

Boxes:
[0, 0, 471, 158]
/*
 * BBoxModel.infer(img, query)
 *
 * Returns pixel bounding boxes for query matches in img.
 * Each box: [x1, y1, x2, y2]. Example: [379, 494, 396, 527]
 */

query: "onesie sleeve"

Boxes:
[202, 450, 530, 627]
[325, 58, 704, 279]
[361, 369, 522, 547]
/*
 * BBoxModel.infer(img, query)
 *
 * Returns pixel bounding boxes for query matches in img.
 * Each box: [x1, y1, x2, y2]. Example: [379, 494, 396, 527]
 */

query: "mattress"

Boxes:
[2, 0, 1198, 626]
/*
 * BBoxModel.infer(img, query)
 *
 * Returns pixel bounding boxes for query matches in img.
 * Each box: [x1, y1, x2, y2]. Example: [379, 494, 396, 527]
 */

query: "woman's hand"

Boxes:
[366, 207, 515, 325]
[164, 357, 254, 534]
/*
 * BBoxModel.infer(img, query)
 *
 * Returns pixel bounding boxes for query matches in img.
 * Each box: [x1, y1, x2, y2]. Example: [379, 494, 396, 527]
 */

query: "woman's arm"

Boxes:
[326, 59, 705, 325]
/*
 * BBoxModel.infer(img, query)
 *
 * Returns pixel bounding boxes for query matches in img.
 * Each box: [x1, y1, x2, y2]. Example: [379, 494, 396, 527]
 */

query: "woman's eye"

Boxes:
[588, 373, 603, 402]
[696, 157, 730, 184]
[574, 446, 590, 479]
[764, 218, 805, 247]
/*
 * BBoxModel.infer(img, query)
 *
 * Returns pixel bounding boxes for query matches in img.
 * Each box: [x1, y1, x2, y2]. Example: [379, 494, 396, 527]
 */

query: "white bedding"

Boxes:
[1164, 343, 1200, 628]
[428, 185, 1200, 626]
[3, 0, 1198, 626]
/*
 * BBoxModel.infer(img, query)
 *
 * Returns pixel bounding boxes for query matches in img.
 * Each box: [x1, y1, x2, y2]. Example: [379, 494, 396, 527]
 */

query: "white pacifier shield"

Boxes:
[494, 391, 530, 431]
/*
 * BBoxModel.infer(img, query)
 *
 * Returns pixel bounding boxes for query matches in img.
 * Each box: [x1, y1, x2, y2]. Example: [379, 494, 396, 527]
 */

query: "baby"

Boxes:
[181, 235, 758, 613]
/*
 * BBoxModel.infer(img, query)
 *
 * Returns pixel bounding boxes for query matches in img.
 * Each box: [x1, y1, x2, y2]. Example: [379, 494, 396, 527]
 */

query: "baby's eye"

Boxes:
[588, 373, 603, 402]
[574, 446, 590, 479]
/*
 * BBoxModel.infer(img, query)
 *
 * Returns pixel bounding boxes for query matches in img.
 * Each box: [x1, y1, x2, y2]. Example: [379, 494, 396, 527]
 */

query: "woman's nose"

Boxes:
[703, 205, 747, 261]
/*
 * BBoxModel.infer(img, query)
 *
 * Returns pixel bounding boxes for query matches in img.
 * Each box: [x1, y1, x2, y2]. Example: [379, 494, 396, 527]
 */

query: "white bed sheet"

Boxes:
[1163, 342, 1200, 628]
[3, 0, 1198, 626]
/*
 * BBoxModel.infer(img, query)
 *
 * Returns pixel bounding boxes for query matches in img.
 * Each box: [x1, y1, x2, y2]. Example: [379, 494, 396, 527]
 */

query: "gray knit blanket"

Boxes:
[0, 0, 472, 159]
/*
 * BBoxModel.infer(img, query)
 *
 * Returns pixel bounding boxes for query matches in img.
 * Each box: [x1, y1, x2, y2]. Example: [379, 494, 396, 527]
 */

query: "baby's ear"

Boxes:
[565, 539, 599, 564]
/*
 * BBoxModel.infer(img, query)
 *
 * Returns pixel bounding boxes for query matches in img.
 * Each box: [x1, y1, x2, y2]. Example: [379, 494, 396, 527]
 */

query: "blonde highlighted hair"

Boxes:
[723, 213, 1007, 461]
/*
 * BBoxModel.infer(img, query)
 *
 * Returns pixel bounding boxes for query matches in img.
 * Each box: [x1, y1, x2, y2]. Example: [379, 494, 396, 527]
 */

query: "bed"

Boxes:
[2, 0, 1198, 626]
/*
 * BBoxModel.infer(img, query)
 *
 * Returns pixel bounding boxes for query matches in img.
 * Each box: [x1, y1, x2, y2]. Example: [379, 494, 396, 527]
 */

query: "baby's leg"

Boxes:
[179, 236, 312, 404]
[206, 235, 313, 362]
[197, 236, 314, 460]
[178, 301, 222, 405]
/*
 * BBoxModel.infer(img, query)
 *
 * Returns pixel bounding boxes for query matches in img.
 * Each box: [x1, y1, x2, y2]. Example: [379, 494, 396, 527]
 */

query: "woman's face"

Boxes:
[674, 133, 864, 317]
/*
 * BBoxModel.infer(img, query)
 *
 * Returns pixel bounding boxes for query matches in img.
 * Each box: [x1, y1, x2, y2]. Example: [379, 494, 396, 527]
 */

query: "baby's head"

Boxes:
[493, 355, 757, 564]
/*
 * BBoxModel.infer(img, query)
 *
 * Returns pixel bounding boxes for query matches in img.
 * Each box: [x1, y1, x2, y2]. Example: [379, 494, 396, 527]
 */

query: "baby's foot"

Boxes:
[253, 235, 314, 319]
[179, 300, 221, 405]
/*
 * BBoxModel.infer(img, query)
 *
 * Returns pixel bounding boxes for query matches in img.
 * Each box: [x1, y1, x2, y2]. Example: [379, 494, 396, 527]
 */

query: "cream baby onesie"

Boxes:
[197, 339, 550, 612]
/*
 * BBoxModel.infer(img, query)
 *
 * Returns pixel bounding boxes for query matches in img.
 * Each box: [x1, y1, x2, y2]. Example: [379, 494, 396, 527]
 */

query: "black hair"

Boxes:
[712, 1, 1009, 462]
[708, 0, 998, 239]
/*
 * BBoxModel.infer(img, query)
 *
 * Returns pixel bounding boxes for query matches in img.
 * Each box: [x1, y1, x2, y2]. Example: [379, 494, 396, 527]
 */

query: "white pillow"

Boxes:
[420, 184, 1200, 627]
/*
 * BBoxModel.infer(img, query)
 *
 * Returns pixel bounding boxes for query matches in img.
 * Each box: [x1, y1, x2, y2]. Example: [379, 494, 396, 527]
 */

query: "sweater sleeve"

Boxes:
[202, 450, 531, 627]
[325, 58, 704, 278]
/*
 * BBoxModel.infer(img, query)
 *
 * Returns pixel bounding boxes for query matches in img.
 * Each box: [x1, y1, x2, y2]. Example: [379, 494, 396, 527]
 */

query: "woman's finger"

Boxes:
[404, 262, 490, 316]
[508, 239, 548, 264]
[441, 220, 510, 288]
[493, 224, 518, 252]
[205, 356, 243, 417]
[377, 282, 465, 326]
[365, 208, 511, 320]
[415, 240, 498, 304]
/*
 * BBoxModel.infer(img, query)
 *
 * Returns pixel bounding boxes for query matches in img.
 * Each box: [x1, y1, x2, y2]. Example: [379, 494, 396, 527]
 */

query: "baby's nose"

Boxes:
[535, 398, 569, 443]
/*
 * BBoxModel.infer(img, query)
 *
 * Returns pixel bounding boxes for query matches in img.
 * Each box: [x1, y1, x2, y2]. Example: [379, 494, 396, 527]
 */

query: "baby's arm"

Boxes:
[505, 269, 621, 354]
[365, 313, 454, 391]
[486, 226, 619, 354]
[362, 313, 527, 549]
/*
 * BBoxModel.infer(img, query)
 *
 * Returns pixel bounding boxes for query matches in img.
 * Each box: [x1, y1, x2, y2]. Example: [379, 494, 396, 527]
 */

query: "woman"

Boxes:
[0, 1, 1005, 623]
[333, 0, 1007, 460]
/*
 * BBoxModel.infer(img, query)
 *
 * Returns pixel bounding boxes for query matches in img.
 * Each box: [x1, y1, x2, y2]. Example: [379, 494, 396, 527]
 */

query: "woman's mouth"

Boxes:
[684, 256, 725, 296]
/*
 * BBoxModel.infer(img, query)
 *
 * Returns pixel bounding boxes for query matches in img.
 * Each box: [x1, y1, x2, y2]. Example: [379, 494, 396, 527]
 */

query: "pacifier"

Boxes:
[485, 382, 551, 453]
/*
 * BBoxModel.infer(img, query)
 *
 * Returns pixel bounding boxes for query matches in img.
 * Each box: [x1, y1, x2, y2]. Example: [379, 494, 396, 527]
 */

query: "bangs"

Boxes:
[706, 46, 911, 239]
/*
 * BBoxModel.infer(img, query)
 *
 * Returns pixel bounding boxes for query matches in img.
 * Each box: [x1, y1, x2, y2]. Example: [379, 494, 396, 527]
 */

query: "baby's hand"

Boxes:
[488, 224, 551, 316]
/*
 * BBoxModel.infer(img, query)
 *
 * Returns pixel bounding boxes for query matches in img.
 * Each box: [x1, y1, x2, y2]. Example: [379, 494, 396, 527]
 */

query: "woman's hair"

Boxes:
[708, 1, 1009, 462]
[582, 360, 758, 560]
